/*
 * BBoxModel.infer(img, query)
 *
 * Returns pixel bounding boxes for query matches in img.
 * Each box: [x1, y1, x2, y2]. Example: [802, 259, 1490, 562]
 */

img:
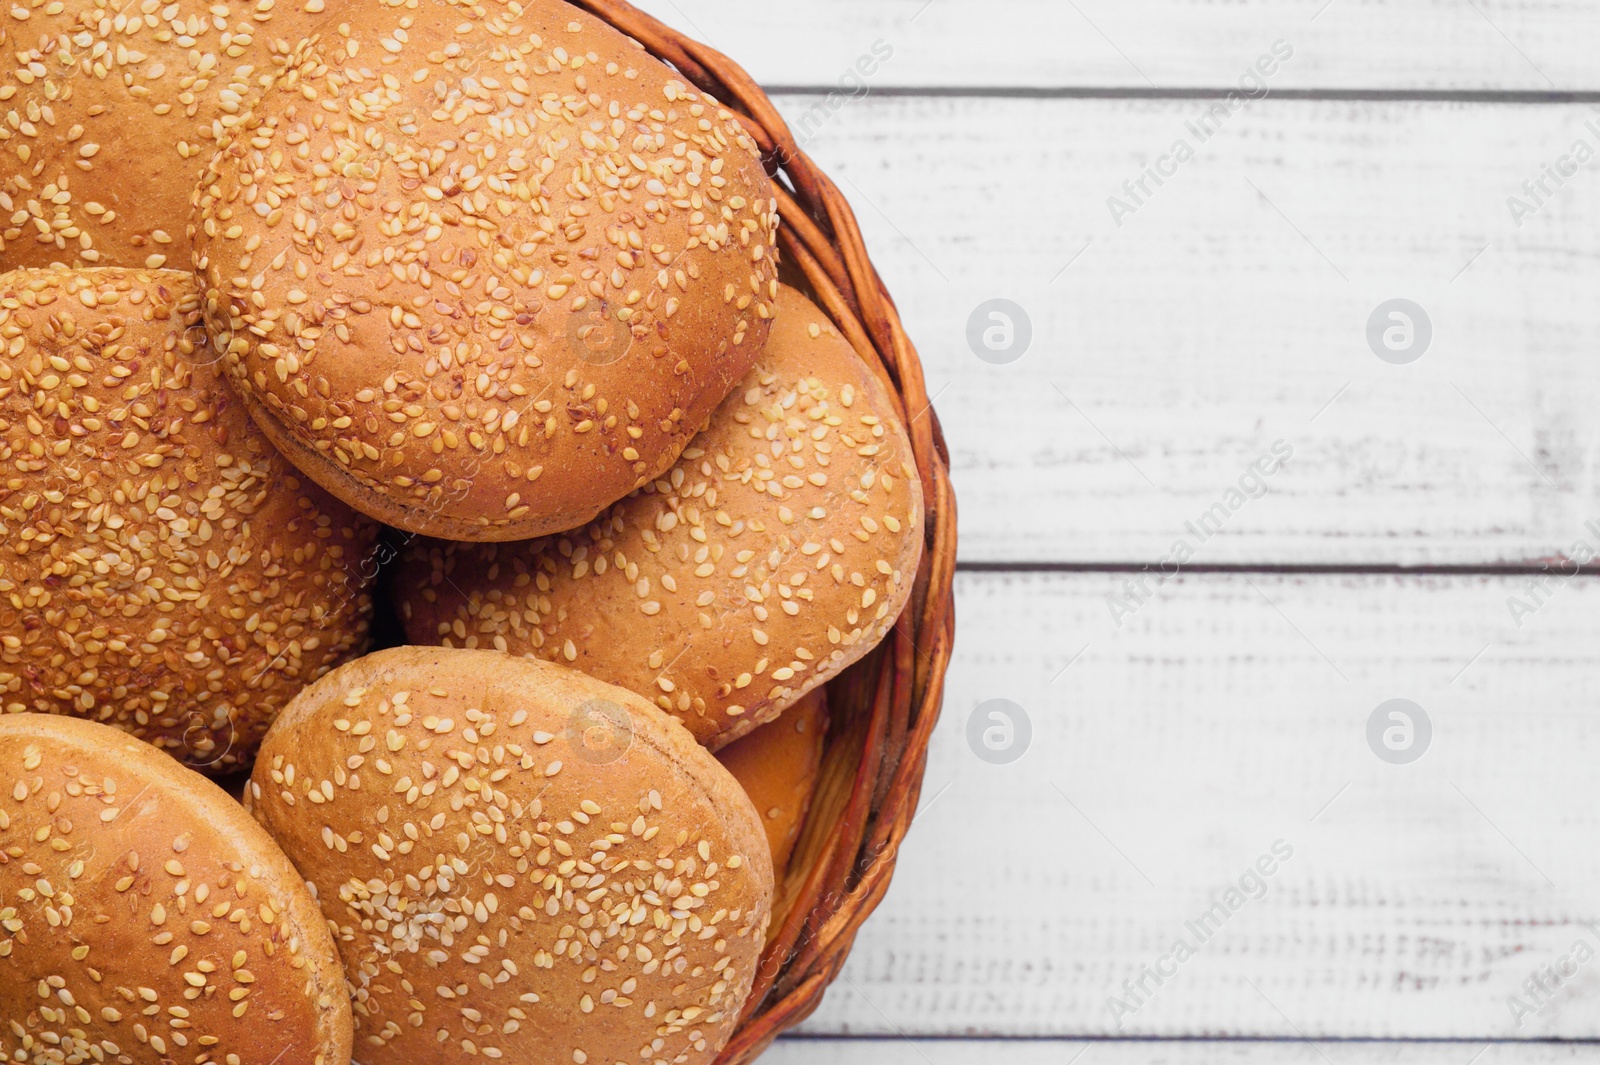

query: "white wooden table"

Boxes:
[633, 1, 1600, 1060]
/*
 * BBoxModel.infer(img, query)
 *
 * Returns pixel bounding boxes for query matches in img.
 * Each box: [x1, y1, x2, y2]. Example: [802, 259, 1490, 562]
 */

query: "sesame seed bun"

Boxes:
[0, 267, 379, 773]
[0, 0, 329, 271]
[394, 284, 924, 750]
[192, 0, 779, 542]
[714, 687, 826, 877]
[245, 645, 774, 1065]
[0, 712, 353, 1065]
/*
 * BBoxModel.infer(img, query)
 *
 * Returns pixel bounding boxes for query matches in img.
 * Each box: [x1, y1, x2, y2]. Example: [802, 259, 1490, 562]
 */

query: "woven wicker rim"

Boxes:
[570, 2, 958, 1060]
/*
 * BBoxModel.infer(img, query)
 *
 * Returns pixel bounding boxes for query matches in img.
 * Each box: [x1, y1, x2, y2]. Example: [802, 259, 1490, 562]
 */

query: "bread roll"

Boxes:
[193, 0, 779, 541]
[0, 267, 378, 773]
[395, 284, 923, 750]
[245, 646, 773, 1065]
[0, 0, 327, 270]
[0, 712, 352, 1065]
[714, 687, 826, 875]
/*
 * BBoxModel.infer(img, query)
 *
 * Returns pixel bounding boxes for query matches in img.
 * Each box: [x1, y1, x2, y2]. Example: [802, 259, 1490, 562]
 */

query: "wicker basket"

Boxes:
[567, 1, 958, 1059]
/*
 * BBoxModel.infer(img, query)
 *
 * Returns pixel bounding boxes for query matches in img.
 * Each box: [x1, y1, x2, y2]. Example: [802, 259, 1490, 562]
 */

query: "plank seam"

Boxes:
[765, 86, 1600, 103]
[776, 1035, 1600, 1044]
[955, 562, 1590, 576]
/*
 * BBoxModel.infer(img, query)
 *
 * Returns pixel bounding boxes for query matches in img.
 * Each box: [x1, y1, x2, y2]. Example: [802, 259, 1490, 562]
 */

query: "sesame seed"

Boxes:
[0, 268, 380, 771]
[246, 647, 772, 1062]
[391, 287, 922, 747]
[0, 712, 344, 1061]
[186, 0, 780, 542]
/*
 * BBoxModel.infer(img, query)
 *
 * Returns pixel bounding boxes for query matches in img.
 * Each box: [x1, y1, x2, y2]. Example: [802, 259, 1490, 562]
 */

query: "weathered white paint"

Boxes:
[609, 3, 1600, 1060]
[763, 1040, 1600, 1064]
[631, 0, 1600, 91]
[792, 572, 1600, 1038]
[769, 92, 1600, 565]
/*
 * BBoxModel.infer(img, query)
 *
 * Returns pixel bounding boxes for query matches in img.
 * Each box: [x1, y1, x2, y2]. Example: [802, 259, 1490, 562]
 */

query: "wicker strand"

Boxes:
[571, 2, 957, 1059]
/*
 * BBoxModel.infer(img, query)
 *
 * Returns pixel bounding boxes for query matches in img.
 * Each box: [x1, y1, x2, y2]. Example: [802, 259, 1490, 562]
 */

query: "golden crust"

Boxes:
[246, 645, 773, 1065]
[0, 712, 353, 1065]
[0, 267, 379, 773]
[193, 0, 779, 541]
[0, 0, 329, 270]
[714, 687, 826, 876]
[395, 284, 924, 749]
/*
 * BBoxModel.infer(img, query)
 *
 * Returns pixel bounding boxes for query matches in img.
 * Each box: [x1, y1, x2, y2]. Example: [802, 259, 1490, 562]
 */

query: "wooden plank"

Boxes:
[765, 93, 1600, 565]
[632, 0, 1600, 92]
[762, 1040, 1600, 1064]
[793, 571, 1600, 1038]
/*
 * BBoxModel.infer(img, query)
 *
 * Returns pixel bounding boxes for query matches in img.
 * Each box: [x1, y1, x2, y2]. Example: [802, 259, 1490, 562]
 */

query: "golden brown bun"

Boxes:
[0, 712, 353, 1065]
[0, 267, 379, 773]
[714, 687, 826, 876]
[193, 0, 779, 542]
[246, 645, 773, 1065]
[0, 0, 329, 270]
[395, 284, 924, 750]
